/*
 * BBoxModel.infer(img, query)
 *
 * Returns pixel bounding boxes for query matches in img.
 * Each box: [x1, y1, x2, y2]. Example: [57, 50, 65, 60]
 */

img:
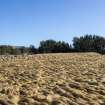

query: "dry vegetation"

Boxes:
[0, 53, 105, 105]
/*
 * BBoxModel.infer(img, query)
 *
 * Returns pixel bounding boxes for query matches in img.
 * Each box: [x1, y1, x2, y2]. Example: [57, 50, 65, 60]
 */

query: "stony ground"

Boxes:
[0, 53, 105, 105]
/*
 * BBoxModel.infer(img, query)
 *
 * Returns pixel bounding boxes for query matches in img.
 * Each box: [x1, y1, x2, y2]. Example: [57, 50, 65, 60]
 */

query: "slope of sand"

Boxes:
[0, 53, 105, 105]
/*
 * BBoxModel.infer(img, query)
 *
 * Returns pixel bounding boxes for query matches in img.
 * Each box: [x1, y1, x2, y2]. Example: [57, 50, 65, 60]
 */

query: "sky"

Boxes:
[0, 0, 105, 47]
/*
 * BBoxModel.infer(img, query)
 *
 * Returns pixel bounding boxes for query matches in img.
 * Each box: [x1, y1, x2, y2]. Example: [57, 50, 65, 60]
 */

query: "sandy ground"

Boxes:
[0, 53, 105, 105]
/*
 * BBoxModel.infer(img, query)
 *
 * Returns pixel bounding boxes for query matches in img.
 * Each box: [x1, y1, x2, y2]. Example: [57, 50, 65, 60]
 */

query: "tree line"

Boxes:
[0, 35, 105, 55]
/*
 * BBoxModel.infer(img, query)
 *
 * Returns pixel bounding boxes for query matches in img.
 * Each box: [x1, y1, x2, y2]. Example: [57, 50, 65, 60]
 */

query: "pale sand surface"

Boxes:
[0, 53, 105, 105]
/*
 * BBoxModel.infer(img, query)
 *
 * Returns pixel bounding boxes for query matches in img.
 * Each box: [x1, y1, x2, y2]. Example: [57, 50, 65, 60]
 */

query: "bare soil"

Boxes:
[0, 53, 105, 105]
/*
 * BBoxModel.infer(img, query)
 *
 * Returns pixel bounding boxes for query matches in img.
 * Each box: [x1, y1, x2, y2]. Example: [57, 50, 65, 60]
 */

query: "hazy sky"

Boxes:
[0, 0, 105, 46]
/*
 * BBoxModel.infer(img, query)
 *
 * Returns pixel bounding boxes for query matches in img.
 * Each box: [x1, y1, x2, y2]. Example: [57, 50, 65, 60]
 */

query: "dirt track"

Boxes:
[0, 53, 105, 105]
